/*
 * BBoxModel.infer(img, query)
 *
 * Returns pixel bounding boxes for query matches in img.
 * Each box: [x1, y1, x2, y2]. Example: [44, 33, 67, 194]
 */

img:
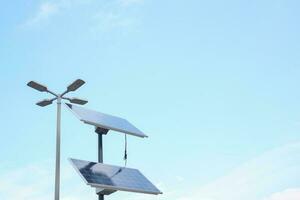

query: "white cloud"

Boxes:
[22, 0, 143, 34]
[22, 0, 93, 27]
[180, 142, 300, 200]
[175, 176, 184, 182]
[0, 161, 93, 200]
[263, 188, 300, 200]
[0, 161, 52, 200]
[91, 11, 136, 34]
[119, 0, 144, 7]
[90, 0, 145, 34]
[23, 2, 59, 26]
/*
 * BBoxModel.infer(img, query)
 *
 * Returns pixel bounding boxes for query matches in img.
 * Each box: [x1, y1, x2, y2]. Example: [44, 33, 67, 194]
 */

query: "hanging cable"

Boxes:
[124, 134, 128, 167]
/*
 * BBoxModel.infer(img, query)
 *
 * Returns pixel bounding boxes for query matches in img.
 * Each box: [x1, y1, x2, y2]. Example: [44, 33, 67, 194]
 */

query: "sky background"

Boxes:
[1, 0, 300, 200]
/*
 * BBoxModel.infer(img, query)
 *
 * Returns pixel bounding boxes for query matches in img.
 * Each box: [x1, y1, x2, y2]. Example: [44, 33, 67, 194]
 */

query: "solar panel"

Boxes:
[69, 158, 162, 195]
[65, 103, 147, 138]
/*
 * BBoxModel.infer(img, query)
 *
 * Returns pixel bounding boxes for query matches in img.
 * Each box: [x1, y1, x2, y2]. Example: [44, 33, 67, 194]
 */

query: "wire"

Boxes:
[124, 134, 128, 167]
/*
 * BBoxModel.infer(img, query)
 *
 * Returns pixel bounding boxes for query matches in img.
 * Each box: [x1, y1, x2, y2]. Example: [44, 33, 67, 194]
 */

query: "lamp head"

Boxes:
[67, 79, 85, 92]
[36, 99, 54, 107]
[69, 97, 88, 105]
[27, 81, 48, 92]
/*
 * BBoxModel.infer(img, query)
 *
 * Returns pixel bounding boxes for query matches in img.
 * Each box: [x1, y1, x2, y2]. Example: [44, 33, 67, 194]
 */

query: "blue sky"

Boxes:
[1, 0, 300, 199]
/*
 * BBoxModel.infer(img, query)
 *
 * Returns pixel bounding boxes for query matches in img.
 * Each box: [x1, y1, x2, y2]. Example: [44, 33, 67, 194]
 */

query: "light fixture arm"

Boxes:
[47, 90, 59, 97]
[60, 90, 69, 97]
[50, 97, 58, 101]
[62, 97, 71, 101]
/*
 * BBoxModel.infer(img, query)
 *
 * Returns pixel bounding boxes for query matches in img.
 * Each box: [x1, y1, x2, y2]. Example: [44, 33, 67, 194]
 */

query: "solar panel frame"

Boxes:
[65, 103, 148, 138]
[69, 158, 162, 195]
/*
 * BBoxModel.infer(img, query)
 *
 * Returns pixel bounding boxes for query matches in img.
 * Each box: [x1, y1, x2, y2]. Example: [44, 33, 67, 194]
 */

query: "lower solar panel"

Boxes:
[70, 158, 162, 195]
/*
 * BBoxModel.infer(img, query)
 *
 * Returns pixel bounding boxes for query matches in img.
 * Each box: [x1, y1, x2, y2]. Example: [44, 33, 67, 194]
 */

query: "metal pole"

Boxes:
[98, 133, 104, 200]
[98, 133, 103, 163]
[55, 97, 61, 200]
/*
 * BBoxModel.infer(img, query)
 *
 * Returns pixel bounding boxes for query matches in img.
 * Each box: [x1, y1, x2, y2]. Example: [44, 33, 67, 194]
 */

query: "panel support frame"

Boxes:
[95, 127, 109, 200]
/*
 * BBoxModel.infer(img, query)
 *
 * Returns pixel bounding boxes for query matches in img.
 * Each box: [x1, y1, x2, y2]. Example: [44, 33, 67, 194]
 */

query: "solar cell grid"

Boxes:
[65, 103, 148, 138]
[70, 158, 162, 195]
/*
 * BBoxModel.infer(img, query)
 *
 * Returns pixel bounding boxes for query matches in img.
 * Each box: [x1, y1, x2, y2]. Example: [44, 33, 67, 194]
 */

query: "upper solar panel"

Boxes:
[65, 103, 147, 138]
[69, 158, 162, 195]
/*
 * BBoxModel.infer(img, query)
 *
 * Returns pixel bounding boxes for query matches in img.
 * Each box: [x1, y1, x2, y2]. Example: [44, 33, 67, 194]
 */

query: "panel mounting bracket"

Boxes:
[96, 188, 117, 195]
[95, 127, 109, 135]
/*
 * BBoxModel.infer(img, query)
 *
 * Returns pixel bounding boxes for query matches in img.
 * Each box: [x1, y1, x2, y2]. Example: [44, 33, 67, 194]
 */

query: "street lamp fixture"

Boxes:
[36, 98, 55, 107]
[66, 97, 88, 105]
[27, 81, 48, 92]
[27, 79, 88, 200]
[67, 79, 85, 92]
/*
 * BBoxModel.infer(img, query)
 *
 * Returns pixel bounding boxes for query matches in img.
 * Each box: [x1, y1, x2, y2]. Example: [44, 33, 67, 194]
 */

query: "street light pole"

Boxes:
[27, 79, 88, 200]
[55, 96, 61, 200]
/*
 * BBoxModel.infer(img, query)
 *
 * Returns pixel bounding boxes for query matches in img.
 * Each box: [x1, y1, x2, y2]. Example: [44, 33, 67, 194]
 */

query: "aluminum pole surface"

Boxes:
[55, 97, 61, 200]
